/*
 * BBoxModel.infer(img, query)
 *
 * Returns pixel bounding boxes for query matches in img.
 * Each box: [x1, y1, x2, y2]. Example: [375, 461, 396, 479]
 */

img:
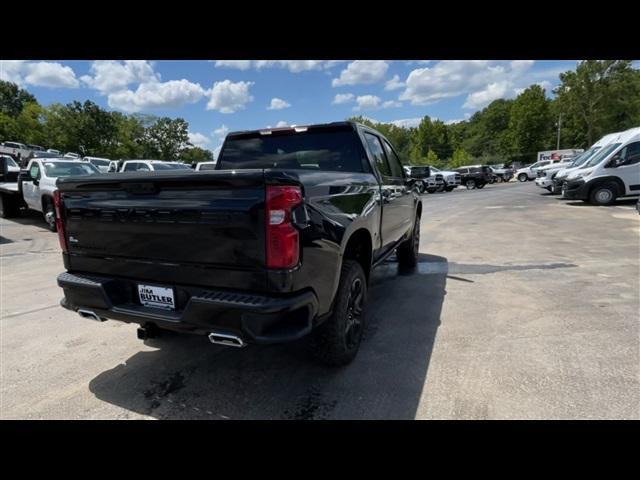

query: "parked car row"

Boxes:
[533, 126, 640, 206]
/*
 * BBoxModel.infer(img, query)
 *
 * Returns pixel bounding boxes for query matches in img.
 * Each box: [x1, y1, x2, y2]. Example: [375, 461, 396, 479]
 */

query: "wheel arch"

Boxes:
[587, 176, 625, 197]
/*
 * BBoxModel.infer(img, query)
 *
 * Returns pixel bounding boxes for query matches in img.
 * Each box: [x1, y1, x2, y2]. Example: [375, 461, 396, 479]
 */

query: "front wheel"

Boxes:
[496, 176, 503, 183]
[43, 198, 57, 232]
[518, 173, 528, 182]
[465, 179, 476, 189]
[589, 183, 617, 206]
[309, 260, 367, 366]
[445, 186, 455, 192]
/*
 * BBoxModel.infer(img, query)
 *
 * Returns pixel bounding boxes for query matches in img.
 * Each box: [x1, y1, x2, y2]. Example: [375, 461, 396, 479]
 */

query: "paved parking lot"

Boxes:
[1, 181, 638, 419]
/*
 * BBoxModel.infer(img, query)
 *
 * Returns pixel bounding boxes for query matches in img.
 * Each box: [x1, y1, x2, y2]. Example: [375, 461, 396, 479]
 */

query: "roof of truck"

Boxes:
[226, 121, 358, 138]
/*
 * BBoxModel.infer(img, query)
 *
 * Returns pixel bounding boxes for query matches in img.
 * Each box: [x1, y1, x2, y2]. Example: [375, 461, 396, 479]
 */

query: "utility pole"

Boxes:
[556, 113, 562, 150]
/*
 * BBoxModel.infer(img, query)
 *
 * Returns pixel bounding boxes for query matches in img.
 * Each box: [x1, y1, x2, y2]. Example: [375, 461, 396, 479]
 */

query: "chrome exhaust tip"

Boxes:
[208, 332, 246, 348]
[77, 309, 104, 322]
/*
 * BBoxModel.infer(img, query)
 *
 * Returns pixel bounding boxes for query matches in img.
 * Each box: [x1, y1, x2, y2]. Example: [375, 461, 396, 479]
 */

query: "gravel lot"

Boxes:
[1, 181, 638, 419]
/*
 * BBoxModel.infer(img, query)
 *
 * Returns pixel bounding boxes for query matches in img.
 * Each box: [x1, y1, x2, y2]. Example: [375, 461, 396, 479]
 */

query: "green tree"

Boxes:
[141, 117, 191, 160]
[179, 147, 213, 164]
[450, 147, 472, 168]
[506, 85, 553, 163]
[554, 60, 640, 147]
[0, 81, 37, 117]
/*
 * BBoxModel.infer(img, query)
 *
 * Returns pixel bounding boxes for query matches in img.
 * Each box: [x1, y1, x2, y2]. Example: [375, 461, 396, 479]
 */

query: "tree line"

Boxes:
[1, 61, 638, 168]
[0, 82, 213, 163]
[350, 60, 640, 169]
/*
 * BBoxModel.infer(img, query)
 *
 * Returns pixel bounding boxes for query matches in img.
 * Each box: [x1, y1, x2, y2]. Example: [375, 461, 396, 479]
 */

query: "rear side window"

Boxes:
[364, 132, 391, 177]
[218, 129, 366, 172]
[124, 163, 138, 172]
[382, 139, 404, 178]
[620, 141, 640, 166]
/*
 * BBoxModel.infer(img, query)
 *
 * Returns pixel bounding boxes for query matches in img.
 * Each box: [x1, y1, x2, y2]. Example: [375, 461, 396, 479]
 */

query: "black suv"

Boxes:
[454, 165, 492, 189]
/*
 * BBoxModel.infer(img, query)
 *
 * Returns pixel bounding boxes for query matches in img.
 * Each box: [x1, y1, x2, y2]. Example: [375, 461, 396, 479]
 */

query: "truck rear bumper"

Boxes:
[58, 271, 318, 344]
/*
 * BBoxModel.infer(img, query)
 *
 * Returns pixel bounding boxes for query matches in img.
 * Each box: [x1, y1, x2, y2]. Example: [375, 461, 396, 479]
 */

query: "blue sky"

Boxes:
[0, 60, 596, 155]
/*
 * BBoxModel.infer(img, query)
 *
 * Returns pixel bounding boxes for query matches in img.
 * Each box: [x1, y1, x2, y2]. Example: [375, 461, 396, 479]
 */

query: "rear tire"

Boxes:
[589, 183, 617, 206]
[518, 173, 528, 182]
[397, 213, 420, 269]
[309, 260, 367, 366]
[476, 182, 485, 189]
[465, 179, 476, 190]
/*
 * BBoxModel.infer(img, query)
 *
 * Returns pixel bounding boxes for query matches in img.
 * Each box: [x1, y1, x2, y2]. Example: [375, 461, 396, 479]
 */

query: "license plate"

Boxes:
[138, 284, 175, 310]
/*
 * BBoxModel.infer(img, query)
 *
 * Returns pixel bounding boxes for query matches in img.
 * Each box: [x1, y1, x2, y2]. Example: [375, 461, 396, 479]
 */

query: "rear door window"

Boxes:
[123, 162, 138, 172]
[364, 132, 392, 177]
[382, 139, 404, 178]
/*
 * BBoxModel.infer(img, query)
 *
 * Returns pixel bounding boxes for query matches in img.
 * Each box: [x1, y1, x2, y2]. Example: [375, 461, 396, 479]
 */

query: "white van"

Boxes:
[562, 127, 640, 205]
[539, 133, 619, 193]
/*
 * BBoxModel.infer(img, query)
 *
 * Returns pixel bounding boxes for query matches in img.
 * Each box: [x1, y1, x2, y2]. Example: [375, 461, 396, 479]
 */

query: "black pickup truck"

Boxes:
[454, 165, 493, 189]
[55, 122, 422, 366]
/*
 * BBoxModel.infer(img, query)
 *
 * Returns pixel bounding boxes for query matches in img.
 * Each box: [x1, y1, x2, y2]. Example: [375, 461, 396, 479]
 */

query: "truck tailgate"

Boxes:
[57, 170, 268, 290]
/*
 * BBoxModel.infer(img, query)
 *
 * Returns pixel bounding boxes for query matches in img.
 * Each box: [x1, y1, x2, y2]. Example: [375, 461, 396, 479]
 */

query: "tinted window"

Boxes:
[42, 162, 99, 177]
[137, 163, 151, 171]
[89, 159, 110, 166]
[619, 141, 640, 166]
[382, 139, 404, 178]
[151, 163, 180, 170]
[218, 130, 366, 172]
[124, 163, 138, 172]
[198, 163, 217, 171]
[586, 143, 621, 168]
[364, 133, 391, 177]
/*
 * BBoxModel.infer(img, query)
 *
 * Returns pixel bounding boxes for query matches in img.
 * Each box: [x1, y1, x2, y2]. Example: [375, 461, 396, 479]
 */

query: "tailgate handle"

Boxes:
[123, 182, 158, 195]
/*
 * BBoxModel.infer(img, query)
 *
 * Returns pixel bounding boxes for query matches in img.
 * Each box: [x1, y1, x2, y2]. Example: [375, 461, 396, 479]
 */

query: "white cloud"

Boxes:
[444, 119, 464, 125]
[276, 120, 289, 127]
[188, 132, 211, 148]
[214, 60, 252, 70]
[354, 95, 381, 111]
[382, 100, 402, 108]
[81, 60, 158, 93]
[463, 81, 511, 109]
[213, 60, 341, 72]
[213, 124, 229, 138]
[267, 97, 291, 110]
[388, 117, 423, 128]
[332, 61, 389, 87]
[332, 93, 355, 104]
[206, 80, 254, 113]
[107, 79, 206, 113]
[1, 60, 79, 88]
[384, 74, 404, 91]
[400, 60, 548, 110]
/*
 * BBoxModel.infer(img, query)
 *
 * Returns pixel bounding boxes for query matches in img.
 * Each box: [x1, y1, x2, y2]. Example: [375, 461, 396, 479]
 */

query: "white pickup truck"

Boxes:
[0, 158, 99, 229]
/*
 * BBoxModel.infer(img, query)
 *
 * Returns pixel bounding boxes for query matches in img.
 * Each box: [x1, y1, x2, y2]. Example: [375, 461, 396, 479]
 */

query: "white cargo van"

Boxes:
[562, 127, 640, 205]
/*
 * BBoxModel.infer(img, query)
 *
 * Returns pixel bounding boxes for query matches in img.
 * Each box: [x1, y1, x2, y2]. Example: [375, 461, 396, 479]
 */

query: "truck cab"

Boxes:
[20, 158, 100, 230]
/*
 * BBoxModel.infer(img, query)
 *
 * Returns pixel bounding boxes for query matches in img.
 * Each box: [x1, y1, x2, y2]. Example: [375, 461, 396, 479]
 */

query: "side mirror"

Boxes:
[608, 154, 623, 168]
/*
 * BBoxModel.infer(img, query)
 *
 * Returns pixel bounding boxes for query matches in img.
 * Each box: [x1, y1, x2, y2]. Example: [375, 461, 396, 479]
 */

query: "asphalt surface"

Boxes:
[1, 181, 639, 419]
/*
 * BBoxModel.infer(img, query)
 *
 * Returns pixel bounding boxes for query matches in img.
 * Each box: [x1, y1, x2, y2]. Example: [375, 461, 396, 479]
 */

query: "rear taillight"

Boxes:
[265, 185, 302, 269]
[53, 190, 68, 253]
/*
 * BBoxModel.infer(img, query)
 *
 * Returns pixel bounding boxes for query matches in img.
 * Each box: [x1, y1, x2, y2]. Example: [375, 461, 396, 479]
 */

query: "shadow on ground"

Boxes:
[564, 198, 638, 207]
[89, 254, 448, 419]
